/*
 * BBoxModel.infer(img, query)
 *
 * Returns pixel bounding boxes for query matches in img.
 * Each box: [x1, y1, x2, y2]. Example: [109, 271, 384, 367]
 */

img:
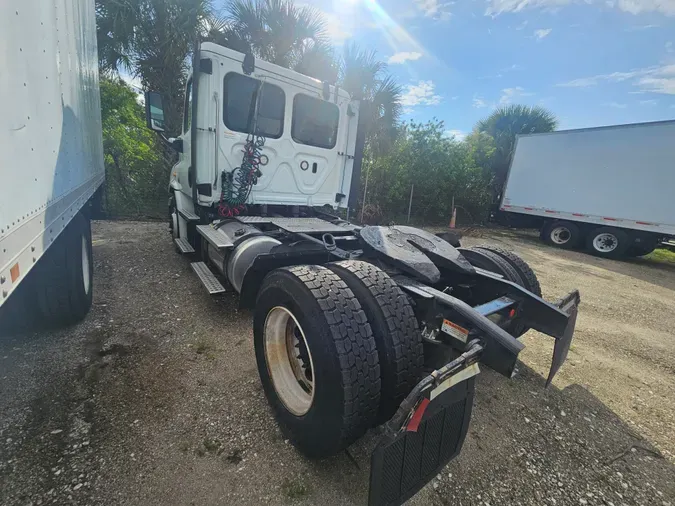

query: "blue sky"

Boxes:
[299, 0, 675, 139]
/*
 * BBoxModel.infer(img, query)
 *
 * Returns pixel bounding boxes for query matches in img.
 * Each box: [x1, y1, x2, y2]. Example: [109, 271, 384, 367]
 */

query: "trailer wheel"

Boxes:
[473, 245, 542, 297]
[35, 211, 93, 326]
[327, 261, 423, 421]
[586, 227, 630, 258]
[544, 221, 580, 249]
[253, 265, 380, 458]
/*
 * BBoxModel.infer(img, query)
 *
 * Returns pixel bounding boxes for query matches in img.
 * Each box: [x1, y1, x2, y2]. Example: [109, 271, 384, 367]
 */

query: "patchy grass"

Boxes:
[646, 247, 675, 265]
[281, 478, 310, 500]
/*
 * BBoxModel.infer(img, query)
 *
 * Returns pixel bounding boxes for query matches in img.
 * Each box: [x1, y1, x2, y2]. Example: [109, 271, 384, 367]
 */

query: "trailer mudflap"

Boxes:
[368, 345, 481, 506]
[546, 289, 580, 386]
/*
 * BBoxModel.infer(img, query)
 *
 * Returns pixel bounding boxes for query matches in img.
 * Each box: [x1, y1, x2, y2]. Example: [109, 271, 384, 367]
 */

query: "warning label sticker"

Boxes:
[441, 319, 469, 343]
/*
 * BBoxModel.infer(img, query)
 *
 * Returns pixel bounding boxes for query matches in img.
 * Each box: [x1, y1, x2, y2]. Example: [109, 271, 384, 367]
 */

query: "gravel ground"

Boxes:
[1, 221, 674, 506]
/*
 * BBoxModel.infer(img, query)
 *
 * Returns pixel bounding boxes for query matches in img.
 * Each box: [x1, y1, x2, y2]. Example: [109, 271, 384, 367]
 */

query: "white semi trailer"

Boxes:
[144, 42, 580, 505]
[501, 120, 675, 258]
[0, 0, 104, 325]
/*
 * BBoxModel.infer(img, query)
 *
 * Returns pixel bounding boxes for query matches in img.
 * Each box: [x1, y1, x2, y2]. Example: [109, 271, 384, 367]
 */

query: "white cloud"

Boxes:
[486, 0, 675, 16]
[473, 95, 489, 108]
[603, 102, 628, 108]
[388, 51, 423, 64]
[534, 28, 552, 39]
[400, 81, 442, 107]
[557, 64, 675, 94]
[500, 86, 534, 104]
[515, 20, 529, 30]
[444, 129, 466, 140]
[120, 72, 142, 91]
[321, 11, 353, 43]
[640, 99, 658, 105]
[414, 0, 453, 20]
[625, 24, 659, 31]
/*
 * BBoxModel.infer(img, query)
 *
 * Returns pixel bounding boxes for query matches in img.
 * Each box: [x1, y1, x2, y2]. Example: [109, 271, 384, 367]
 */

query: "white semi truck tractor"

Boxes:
[0, 0, 104, 328]
[144, 42, 581, 505]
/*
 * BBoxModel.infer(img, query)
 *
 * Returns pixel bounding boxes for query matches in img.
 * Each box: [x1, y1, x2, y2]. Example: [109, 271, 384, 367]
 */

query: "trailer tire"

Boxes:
[253, 265, 380, 458]
[327, 261, 423, 421]
[35, 211, 93, 326]
[473, 245, 542, 297]
[544, 221, 581, 249]
[586, 227, 630, 258]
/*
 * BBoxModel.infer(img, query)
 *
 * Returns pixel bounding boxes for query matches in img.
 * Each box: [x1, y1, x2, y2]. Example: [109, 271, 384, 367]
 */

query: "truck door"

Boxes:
[171, 76, 193, 208]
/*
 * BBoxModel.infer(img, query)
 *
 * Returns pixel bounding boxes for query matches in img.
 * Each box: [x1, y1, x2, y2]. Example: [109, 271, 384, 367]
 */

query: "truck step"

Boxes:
[196, 225, 234, 250]
[190, 262, 226, 295]
[178, 208, 200, 221]
[174, 237, 195, 254]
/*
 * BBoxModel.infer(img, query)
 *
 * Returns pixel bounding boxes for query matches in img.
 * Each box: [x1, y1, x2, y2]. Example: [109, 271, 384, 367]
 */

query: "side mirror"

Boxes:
[144, 91, 166, 132]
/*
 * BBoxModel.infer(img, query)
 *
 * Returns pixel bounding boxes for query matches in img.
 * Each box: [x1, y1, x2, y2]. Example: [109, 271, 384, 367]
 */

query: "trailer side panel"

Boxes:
[0, 0, 104, 306]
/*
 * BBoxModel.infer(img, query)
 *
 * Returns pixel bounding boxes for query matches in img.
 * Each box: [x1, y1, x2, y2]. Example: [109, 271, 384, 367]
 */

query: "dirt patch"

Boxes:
[1, 221, 674, 506]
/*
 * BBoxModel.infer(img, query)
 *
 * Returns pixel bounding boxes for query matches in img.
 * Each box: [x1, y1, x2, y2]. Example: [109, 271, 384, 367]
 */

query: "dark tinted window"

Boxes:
[223, 73, 285, 138]
[292, 94, 339, 149]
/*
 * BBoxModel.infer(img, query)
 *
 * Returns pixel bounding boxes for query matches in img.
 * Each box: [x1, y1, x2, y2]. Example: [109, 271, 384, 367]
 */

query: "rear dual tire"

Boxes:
[327, 261, 423, 422]
[253, 265, 381, 458]
[253, 262, 423, 458]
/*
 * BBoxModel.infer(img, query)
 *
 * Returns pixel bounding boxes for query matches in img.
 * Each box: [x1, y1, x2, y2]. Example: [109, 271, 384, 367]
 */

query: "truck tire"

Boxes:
[543, 221, 581, 249]
[627, 245, 656, 257]
[327, 260, 423, 422]
[586, 227, 630, 258]
[35, 211, 93, 326]
[460, 247, 525, 287]
[626, 237, 658, 257]
[253, 265, 380, 458]
[473, 245, 542, 297]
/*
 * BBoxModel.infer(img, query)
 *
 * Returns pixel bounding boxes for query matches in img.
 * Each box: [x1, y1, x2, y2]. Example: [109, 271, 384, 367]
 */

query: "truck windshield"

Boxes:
[223, 73, 285, 138]
[292, 94, 339, 149]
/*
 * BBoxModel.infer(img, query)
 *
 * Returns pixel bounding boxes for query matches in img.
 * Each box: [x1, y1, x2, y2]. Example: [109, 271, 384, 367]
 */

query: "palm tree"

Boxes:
[96, 0, 215, 135]
[475, 104, 558, 194]
[339, 43, 402, 154]
[221, 0, 337, 82]
[221, 3, 401, 150]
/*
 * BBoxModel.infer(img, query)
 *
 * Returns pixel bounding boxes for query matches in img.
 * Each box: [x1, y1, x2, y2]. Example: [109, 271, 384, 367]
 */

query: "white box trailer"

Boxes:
[0, 0, 104, 324]
[501, 120, 675, 258]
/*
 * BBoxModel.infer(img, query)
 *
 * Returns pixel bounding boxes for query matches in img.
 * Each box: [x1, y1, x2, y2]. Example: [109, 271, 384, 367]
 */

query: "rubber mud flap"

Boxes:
[368, 378, 475, 506]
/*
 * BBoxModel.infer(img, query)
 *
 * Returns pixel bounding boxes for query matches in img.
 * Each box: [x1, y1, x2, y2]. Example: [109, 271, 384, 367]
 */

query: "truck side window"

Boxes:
[183, 78, 192, 133]
[223, 73, 285, 139]
[291, 94, 339, 149]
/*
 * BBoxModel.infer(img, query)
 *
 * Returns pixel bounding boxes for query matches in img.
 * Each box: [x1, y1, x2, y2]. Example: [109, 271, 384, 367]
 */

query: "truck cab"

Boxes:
[147, 43, 362, 236]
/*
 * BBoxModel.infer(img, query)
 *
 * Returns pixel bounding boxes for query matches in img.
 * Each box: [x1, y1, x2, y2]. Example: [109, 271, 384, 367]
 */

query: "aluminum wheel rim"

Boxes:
[550, 226, 571, 245]
[81, 235, 91, 295]
[264, 306, 315, 416]
[593, 233, 618, 252]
